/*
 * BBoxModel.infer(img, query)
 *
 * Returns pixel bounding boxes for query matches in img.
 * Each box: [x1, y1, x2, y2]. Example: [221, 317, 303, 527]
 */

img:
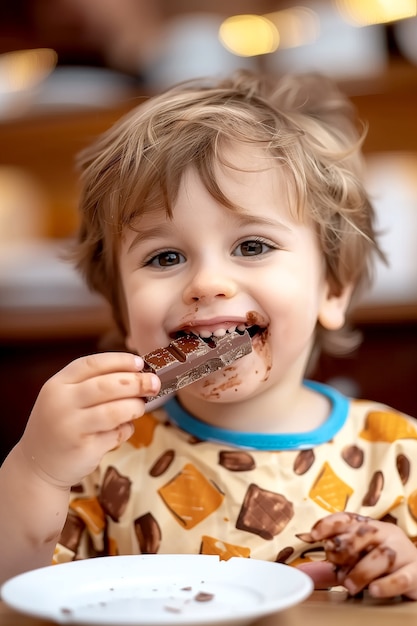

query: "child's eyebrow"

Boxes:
[127, 212, 294, 252]
[127, 225, 176, 252]
[233, 213, 294, 232]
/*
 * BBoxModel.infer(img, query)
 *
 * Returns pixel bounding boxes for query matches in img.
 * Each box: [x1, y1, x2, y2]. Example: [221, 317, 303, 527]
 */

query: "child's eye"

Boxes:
[233, 239, 275, 257]
[145, 251, 185, 267]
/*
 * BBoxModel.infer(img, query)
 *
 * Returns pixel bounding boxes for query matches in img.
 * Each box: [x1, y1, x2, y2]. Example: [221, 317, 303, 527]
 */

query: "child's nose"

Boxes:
[182, 266, 237, 303]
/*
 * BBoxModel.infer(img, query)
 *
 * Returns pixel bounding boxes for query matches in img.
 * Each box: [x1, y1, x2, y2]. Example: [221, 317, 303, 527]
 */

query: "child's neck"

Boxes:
[176, 382, 331, 435]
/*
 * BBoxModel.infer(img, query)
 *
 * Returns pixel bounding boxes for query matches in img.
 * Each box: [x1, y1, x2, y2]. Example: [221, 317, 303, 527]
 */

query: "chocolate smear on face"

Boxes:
[245, 311, 272, 382]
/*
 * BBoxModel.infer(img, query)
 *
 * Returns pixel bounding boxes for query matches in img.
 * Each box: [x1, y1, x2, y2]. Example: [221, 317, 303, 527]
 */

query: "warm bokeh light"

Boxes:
[264, 7, 320, 49]
[0, 166, 49, 241]
[218, 14, 279, 57]
[335, 0, 416, 26]
[0, 48, 57, 93]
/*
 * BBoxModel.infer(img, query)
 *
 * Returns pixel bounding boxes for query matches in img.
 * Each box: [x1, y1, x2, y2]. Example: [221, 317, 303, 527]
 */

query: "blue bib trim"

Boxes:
[164, 380, 349, 450]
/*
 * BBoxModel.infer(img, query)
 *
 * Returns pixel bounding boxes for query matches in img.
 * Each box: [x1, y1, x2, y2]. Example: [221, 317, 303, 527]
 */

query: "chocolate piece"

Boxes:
[98, 466, 132, 521]
[341, 444, 364, 469]
[293, 449, 315, 475]
[194, 592, 214, 602]
[219, 450, 255, 471]
[380, 513, 397, 525]
[134, 512, 161, 553]
[59, 512, 85, 553]
[70, 483, 85, 494]
[143, 329, 252, 401]
[396, 453, 410, 485]
[275, 546, 294, 563]
[362, 470, 384, 506]
[236, 483, 294, 540]
[149, 449, 175, 477]
[164, 605, 182, 614]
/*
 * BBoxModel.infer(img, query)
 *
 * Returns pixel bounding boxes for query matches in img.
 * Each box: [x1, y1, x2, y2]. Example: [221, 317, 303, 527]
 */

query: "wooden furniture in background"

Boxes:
[1, 65, 416, 462]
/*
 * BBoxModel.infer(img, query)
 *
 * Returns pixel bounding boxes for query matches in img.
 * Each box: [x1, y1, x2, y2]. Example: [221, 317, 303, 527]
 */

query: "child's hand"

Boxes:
[298, 512, 417, 599]
[18, 352, 161, 488]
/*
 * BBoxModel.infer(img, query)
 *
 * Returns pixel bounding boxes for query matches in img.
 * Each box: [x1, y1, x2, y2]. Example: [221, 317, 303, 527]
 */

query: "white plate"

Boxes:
[1, 555, 313, 626]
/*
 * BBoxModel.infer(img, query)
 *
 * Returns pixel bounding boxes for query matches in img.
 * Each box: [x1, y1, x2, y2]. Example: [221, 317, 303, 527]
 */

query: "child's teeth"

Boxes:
[197, 326, 239, 339]
[198, 329, 213, 339]
[237, 324, 246, 332]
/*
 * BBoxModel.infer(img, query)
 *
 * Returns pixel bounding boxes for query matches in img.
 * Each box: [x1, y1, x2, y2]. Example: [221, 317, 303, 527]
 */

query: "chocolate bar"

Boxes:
[143, 329, 252, 401]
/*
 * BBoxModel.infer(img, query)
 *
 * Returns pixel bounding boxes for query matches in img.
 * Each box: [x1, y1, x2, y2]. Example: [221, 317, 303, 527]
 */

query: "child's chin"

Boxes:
[187, 379, 256, 404]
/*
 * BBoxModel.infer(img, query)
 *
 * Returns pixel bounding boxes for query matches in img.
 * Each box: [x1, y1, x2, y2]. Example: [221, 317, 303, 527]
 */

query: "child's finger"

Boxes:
[368, 562, 417, 600]
[78, 398, 146, 434]
[56, 352, 145, 384]
[97, 421, 136, 451]
[67, 422, 137, 478]
[323, 523, 379, 567]
[296, 561, 338, 589]
[341, 545, 396, 595]
[310, 512, 372, 541]
[75, 371, 160, 409]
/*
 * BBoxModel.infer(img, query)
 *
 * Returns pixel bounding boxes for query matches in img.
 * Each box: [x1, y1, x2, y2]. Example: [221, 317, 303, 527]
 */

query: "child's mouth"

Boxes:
[172, 324, 265, 342]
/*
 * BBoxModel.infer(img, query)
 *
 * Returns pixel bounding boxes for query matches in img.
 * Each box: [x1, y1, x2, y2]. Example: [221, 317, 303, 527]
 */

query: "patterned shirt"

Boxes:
[54, 381, 417, 565]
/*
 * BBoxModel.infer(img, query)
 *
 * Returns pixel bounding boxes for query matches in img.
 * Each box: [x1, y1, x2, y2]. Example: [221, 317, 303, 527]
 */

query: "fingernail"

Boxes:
[344, 578, 358, 595]
[149, 375, 160, 393]
[134, 356, 144, 370]
[296, 532, 316, 543]
[368, 583, 381, 597]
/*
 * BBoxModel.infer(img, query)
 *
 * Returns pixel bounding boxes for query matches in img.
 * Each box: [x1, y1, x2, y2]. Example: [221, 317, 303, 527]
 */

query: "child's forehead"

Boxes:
[216, 140, 283, 171]
[123, 161, 302, 236]
[213, 143, 295, 198]
[219, 138, 268, 156]
[117, 138, 303, 235]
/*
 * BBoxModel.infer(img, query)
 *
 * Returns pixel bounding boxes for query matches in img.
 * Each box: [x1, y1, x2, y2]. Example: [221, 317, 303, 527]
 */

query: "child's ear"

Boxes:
[318, 283, 353, 330]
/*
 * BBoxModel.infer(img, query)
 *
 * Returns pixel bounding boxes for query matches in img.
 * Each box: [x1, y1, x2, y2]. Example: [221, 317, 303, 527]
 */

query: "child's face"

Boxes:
[119, 143, 349, 405]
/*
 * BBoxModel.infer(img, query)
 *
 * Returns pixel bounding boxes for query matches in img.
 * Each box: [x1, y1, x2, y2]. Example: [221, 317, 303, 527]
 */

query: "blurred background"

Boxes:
[0, 0, 416, 460]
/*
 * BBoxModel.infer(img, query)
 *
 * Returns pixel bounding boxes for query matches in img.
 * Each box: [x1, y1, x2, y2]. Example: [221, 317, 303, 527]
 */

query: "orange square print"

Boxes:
[158, 463, 224, 529]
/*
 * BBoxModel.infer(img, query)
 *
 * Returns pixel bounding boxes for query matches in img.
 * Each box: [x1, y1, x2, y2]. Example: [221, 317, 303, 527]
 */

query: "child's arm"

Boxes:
[0, 352, 160, 584]
[299, 512, 417, 599]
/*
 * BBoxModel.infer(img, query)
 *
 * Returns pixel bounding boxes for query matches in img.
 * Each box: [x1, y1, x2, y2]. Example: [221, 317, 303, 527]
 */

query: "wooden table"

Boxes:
[1, 590, 416, 626]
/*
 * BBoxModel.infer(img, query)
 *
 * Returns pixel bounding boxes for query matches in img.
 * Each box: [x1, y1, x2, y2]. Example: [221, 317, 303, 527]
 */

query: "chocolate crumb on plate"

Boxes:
[60, 607, 73, 615]
[194, 591, 215, 602]
[164, 605, 182, 613]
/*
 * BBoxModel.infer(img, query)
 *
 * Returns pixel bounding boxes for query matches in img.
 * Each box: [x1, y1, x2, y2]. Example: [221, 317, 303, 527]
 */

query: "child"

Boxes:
[1, 70, 417, 598]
